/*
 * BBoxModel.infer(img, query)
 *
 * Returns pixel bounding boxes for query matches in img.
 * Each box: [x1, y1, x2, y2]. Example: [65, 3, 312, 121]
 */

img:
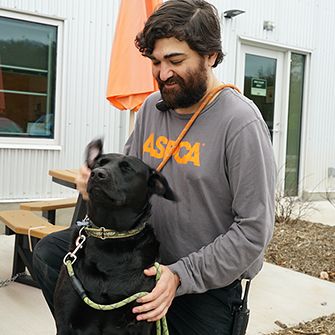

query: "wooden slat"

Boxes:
[20, 197, 77, 211]
[48, 169, 79, 184]
[0, 210, 67, 239]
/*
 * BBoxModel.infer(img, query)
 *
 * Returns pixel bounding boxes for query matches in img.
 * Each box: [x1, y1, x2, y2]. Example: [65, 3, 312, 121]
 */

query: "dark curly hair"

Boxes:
[135, 0, 223, 68]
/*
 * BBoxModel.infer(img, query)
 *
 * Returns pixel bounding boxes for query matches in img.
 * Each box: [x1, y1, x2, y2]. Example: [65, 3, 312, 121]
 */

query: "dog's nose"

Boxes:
[91, 168, 108, 180]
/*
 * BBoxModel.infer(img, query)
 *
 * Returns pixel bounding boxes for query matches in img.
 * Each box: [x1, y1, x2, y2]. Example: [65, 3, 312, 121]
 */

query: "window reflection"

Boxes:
[0, 17, 57, 138]
[244, 54, 277, 140]
[285, 53, 305, 195]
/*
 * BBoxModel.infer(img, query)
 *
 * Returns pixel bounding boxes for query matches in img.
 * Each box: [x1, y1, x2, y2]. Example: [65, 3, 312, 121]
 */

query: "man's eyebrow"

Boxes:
[164, 52, 186, 59]
[147, 52, 186, 60]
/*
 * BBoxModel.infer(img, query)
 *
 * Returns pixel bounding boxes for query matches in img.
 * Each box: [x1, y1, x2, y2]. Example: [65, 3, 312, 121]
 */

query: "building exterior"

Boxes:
[0, 0, 334, 201]
[217, 0, 335, 201]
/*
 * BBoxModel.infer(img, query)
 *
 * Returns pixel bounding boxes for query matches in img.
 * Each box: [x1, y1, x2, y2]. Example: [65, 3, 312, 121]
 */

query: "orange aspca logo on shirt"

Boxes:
[143, 133, 201, 166]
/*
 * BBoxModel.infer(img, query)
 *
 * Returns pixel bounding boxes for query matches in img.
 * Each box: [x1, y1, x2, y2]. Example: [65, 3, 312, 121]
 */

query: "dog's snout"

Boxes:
[91, 168, 108, 180]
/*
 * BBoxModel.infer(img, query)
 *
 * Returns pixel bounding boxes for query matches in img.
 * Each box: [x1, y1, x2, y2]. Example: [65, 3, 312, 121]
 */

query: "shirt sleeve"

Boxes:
[168, 119, 276, 296]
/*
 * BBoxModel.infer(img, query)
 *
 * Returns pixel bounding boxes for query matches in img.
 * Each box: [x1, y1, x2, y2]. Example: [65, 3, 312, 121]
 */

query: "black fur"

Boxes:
[54, 139, 176, 335]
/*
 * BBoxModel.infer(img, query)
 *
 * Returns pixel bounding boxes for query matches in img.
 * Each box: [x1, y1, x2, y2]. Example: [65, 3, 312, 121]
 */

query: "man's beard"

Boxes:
[156, 60, 208, 110]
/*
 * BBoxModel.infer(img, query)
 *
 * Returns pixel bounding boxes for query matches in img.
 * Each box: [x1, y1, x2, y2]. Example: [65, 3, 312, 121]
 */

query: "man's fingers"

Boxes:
[148, 307, 169, 322]
[75, 165, 91, 200]
[136, 286, 163, 304]
[143, 266, 157, 276]
[135, 301, 167, 321]
[134, 265, 178, 321]
[137, 266, 157, 303]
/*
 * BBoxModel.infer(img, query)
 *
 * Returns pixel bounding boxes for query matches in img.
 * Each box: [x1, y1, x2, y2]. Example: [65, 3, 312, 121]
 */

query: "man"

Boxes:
[33, 1, 276, 334]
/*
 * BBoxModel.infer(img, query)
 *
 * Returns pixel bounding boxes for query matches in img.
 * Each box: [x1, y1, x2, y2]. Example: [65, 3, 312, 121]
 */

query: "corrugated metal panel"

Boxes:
[0, 0, 128, 200]
[302, 1, 335, 194]
[1, 0, 335, 200]
[213, 0, 335, 196]
[214, 0, 318, 82]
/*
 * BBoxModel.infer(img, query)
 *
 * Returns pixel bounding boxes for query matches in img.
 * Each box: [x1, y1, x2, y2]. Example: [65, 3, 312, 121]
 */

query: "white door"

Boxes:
[236, 44, 287, 188]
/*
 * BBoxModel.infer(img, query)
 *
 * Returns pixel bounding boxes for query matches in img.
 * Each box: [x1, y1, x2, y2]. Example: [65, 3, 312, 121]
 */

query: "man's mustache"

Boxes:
[157, 75, 184, 87]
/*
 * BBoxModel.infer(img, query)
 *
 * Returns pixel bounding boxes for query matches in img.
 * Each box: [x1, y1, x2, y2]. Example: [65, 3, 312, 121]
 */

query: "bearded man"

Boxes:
[33, 1, 276, 334]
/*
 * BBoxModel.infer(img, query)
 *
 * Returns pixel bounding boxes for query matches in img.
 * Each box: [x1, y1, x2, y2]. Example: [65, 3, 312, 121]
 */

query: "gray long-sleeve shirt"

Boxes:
[125, 88, 276, 296]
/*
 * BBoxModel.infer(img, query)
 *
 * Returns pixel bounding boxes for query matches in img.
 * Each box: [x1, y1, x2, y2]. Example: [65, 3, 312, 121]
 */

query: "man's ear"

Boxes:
[207, 52, 218, 67]
[85, 138, 103, 169]
[148, 169, 177, 201]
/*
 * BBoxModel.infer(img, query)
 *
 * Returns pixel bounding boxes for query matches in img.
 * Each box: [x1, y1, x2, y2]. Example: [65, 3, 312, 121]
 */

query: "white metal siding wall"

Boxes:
[0, 0, 128, 200]
[304, 2, 335, 194]
[213, 0, 335, 196]
[1, 0, 335, 200]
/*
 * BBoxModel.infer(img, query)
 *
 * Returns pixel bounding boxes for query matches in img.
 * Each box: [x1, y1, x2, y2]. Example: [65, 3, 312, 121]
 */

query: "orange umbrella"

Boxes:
[106, 0, 161, 112]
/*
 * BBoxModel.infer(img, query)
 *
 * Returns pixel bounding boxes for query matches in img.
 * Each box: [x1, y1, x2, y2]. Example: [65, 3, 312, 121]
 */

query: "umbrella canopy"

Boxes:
[106, 0, 161, 112]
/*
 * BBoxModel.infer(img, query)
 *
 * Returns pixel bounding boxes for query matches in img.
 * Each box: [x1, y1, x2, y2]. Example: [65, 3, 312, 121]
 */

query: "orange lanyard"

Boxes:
[156, 84, 240, 172]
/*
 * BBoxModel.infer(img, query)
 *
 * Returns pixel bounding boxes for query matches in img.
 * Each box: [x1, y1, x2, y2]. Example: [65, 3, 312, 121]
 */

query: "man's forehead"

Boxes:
[151, 38, 191, 59]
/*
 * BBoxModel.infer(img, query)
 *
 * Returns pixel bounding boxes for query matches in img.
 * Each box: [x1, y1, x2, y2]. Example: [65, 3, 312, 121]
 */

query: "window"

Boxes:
[284, 53, 305, 196]
[0, 13, 59, 141]
[243, 53, 277, 141]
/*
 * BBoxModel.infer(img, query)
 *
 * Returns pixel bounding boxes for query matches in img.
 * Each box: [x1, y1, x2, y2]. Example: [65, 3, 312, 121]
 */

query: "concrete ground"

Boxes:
[0, 200, 334, 334]
[302, 200, 335, 226]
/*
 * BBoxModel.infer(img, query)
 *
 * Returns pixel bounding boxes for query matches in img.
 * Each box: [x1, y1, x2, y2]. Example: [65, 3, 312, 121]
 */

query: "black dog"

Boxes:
[54, 139, 176, 335]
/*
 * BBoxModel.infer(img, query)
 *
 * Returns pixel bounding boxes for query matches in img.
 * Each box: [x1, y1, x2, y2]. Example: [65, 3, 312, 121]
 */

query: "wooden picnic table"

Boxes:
[48, 169, 87, 226]
[49, 169, 79, 188]
[0, 169, 84, 287]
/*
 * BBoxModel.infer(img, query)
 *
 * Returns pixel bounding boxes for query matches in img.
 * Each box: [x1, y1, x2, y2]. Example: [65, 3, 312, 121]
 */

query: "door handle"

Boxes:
[272, 122, 280, 133]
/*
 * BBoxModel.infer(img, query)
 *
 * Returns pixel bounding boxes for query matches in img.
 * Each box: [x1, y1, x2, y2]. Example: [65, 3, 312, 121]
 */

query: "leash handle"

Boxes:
[156, 84, 240, 172]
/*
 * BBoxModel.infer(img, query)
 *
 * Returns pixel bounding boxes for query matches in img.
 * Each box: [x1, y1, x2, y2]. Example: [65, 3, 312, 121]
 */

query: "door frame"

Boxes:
[235, 37, 310, 195]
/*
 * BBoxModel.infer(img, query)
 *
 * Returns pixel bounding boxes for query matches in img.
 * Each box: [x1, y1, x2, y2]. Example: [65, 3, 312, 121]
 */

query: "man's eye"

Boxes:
[171, 60, 183, 65]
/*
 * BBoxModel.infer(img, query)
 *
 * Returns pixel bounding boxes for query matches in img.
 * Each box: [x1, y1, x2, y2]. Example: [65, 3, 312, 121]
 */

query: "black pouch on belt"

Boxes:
[231, 280, 251, 335]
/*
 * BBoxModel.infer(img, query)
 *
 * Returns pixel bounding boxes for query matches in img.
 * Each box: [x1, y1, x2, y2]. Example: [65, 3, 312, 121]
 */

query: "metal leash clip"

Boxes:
[63, 227, 87, 265]
[76, 215, 90, 227]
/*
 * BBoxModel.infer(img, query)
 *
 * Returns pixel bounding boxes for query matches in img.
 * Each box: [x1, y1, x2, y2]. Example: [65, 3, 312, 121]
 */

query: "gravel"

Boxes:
[264, 220, 335, 334]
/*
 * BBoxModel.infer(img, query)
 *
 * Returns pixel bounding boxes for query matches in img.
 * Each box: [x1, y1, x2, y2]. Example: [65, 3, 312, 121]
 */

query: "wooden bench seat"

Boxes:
[0, 210, 67, 238]
[0, 210, 68, 287]
[20, 197, 77, 212]
[20, 197, 77, 224]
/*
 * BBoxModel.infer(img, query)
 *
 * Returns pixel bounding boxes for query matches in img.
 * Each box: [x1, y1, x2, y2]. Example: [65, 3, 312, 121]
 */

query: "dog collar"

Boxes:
[84, 222, 147, 240]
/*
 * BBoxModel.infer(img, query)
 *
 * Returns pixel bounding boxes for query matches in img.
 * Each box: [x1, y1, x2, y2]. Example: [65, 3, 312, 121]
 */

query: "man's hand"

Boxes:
[132, 265, 180, 322]
[75, 165, 91, 200]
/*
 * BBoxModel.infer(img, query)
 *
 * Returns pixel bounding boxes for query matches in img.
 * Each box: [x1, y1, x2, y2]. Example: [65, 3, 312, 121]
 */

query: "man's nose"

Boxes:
[159, 63, 174, 82]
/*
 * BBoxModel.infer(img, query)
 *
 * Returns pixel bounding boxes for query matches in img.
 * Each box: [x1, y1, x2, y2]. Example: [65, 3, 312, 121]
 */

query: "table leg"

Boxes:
[70, 194, 87, 226]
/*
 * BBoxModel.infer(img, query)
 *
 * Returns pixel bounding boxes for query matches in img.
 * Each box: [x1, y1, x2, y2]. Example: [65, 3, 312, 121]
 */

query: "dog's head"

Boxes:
[85, 138, 176, 229]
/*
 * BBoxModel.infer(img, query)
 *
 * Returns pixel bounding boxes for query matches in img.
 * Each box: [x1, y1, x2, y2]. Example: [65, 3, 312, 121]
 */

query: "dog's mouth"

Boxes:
[87, 183, 127, 206]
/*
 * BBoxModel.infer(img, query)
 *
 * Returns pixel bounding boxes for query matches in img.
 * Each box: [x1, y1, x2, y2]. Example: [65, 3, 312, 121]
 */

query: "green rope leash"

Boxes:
[66, 260, 169, 335]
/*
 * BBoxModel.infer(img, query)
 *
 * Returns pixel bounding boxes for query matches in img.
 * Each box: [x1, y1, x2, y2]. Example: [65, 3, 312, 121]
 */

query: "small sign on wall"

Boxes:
[251, 78, 267, 96]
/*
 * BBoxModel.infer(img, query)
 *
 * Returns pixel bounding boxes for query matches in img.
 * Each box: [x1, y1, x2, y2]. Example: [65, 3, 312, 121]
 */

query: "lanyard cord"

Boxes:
[156, 83, 240, 172]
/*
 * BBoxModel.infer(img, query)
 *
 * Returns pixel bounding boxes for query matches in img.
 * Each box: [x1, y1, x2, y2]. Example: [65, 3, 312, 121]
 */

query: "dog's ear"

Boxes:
[148, 169, 177, 201]
[85, 138, 103, 169]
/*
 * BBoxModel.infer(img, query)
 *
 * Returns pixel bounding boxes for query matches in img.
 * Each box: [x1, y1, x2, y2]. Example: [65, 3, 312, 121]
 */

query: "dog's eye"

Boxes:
[98, 158, 109, 166]
[119, 161, 133, 172]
